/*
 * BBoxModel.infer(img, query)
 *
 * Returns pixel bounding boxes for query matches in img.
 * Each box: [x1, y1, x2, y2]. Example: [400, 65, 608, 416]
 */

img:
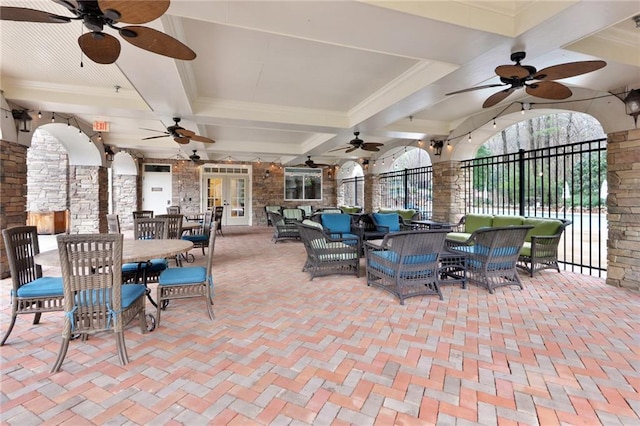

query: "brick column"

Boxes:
[0, 140, 28, 278]
[432, 161, 466, 223]
[606, 128, 640, 290]
[69, 165, 108, 233]
[364, 173, 380, 212]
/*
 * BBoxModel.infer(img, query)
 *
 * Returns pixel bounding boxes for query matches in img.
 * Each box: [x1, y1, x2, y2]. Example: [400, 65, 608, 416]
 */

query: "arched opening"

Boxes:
[337, 161, 364, 208]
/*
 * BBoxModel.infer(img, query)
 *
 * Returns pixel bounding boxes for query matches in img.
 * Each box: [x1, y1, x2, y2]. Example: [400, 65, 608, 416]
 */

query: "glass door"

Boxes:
[205, 175, 250, 226]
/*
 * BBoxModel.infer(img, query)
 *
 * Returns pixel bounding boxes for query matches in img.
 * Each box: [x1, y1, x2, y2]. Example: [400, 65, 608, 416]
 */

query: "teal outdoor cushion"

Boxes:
[369, 250, 437, 277]
[321, 214, 351, 233]
[73, 284, 145, 308]
[373, 213, 400, 232]
[121, 284, 146, 307]
[159, 266, 207, 285]
[15, 276, 63, 298]
[182, 234, 208, 243]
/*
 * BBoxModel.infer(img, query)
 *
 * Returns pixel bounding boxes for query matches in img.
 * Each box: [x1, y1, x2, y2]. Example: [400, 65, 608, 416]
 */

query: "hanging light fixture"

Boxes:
[12, 109, 33, 133]
[430, 140, 444, 156]
[624, 88, 640, 128]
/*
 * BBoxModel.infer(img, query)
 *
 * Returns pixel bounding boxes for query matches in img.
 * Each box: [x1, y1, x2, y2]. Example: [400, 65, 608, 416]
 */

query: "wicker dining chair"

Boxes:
[214, 206, 224, 236]
[51, 233, 147, 372]
[126, 218, 169, 297]
[364, 229, 448, 305]
[156, 229, 217, 327]
[1, 226, 64, 346]
[132, 210, 154, 219]
[181, 211, 214, 256]
[166, 206, 181, 214]
[106, 214, 121, 234]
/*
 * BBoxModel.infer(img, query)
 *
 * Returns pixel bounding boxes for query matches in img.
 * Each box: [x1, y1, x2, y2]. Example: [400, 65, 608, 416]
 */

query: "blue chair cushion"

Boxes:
[452, 245, 519, 270]
[122, 262, 142, 273]
[182, 234, 208, 243]
[373, 213, 400, 232]
[329, 232, 359, 246]
[369, 251, 437, 277]
[122, 259, 168, 274]
[15, 276, 63, 298]
[159, 266, 207, 285]
[148, 259, 169, 272]
[74, 284, 145, 308]
[321, 214, 351, 234]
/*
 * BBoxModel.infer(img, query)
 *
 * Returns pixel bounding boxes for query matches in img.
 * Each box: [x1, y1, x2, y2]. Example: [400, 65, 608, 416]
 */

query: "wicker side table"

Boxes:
[439, 250, 467, 288]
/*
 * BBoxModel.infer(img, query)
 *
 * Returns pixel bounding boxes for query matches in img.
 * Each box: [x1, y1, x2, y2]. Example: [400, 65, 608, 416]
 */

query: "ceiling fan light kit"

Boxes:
[446, 51, 606, 108]
[0, 0, 196, 64]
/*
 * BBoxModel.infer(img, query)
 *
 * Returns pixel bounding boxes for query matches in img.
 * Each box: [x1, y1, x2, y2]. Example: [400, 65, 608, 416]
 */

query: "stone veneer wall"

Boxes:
[170, 159, 201, 215]
[605, 128, 640, 290]
[0, 140, 28, 278]
[26, 131, 68, 212]
[112, 173, 137, 228]
[432, 161, 466, 223]
[69, 166, 108, 234]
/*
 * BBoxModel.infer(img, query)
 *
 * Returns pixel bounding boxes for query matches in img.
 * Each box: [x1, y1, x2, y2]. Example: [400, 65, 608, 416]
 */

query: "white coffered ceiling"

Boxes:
[1, 0, 639, 166]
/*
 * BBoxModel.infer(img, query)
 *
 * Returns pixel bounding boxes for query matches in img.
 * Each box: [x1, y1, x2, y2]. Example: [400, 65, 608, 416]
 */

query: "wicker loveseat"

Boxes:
[446, 214, 572, 277]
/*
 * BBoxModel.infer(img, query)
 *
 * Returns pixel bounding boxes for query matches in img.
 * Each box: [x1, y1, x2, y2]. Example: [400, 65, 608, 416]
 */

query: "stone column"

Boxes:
[606, 128, 640, 290]
[69, 165, 108, 233]
[432, 161, 466, 223]
[0, 140, 28, 278]
[364, 173, 380, 212]
[112, 174, 137, 228]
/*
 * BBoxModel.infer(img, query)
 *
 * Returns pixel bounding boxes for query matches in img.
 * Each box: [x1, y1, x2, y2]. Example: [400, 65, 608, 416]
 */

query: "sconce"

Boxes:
[624, 88, 640, 128]
[263, 169, 271, 179]
[327, 168, 333, 179]
[431, 140, 444, 156]
[362, 159, 369, 171]
[104, 145, 115, 162]
[12, 109, 32, 133]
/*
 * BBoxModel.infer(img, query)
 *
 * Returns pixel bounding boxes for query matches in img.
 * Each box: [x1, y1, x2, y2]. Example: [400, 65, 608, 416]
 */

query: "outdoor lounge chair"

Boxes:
[517, 219, 572, 277]
[267, 211, 300, 243]
[364, 229, 448, 304]
[296, 221, 360, 280]
[447, 225, 533, 294]
[1, 226, 64, 346]
[51, 233, 147, 372]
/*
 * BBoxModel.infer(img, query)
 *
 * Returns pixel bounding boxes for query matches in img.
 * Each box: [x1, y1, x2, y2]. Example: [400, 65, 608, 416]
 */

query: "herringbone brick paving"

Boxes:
[1, 226, 638, 425]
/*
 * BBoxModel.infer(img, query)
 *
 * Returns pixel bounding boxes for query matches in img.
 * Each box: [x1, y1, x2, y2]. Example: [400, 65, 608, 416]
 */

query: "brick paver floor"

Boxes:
[1, 226, 638, 425]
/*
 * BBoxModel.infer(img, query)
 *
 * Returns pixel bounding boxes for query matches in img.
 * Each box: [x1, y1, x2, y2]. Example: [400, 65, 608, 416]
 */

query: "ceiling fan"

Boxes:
[142, 117, 215, 145]
[302, 156, 330, 168]
[446, 51, 606, 108]
[0, 0, 196, 64]
[189, 150, 203, 164]
[330, 132, 384, 153]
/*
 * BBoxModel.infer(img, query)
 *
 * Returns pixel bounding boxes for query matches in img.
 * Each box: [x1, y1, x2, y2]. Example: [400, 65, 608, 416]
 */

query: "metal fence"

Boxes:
[378, 166, 434, 218]
[460, 138, 607, 275]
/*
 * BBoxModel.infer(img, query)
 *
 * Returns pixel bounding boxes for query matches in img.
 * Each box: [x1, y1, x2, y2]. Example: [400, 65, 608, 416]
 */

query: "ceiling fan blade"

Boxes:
[0, 6, 71, 23]
[98, 0, 169, 24]
[140, 127, 168, 133]
[78, 32, 121, 64]
[445, 83, 508, 96]
[345, 146, 358, 153]
[142, 134, 170, 140]
[495, 64, 531, 79]
[189, 135, 216, 143]
[174, 137, 190, 144]
[175, 128, 195, 138]
[361, 145, 381, 152]
[120, 26, 196, 60]
[52, 0, 78, 12]
[329, 146, 348, 152]
[482, 87, 515, 108]
[534, 60, 606, 81]
[526, 81, 572, 100]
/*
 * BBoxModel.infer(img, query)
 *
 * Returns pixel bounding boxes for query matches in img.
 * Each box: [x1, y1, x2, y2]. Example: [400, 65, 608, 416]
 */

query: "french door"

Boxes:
[203, 166, 251, 226]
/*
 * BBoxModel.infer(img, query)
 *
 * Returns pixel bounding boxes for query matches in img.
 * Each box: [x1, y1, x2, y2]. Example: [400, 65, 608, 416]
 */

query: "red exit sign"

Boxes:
[93, 121, 110, 132]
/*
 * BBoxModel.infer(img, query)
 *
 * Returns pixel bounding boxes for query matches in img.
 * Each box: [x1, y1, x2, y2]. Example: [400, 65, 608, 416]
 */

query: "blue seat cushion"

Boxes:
[329, 232, 359, 245]
[368, 251, 437, 277]
[182, 234, 208, 243]
[15, 276, 63, 298]
[321, 214, 352, 234]
[373, 213, 400, 232]
[121, 284, 146, 307]
[159, 266, 207, 285]
[451, 244, 519, 270]
[75, 284, 146, 308]
[122, 259, 168, 274]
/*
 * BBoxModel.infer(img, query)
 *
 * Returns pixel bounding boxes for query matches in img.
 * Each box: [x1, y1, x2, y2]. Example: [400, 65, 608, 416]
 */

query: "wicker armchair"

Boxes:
[267, 211, 300, 243]
[364, 230, 448, 304]
[125, 218, 169, 293]
[281, 207, 305, 223]
[51, 233, 147, 372]
[447, 226, 533, 294]
[296, 221, 360, 280]
[517, 219, 572, 276]
[1, 226, 64, 346]
[156, 229, 217, 327]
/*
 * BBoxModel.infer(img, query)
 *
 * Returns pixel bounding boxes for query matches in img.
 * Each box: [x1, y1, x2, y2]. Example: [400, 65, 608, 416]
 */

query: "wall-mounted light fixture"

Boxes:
[104, 145, 115, 162]
[263, 169, 271, 179]
[12, 109, 32, 133]
[430, 140, 444, 156]
[624, 88, 640, 128]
